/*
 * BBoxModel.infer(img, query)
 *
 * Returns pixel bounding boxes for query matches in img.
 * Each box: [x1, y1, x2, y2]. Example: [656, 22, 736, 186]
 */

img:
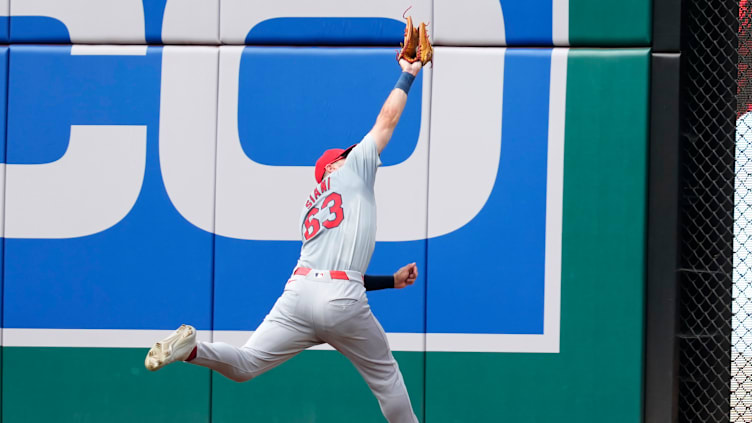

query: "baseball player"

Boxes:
[145, 21, 430, 423]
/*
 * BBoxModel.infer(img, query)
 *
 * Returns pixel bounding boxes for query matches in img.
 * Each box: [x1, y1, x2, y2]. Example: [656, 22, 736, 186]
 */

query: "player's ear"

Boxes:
[323, 163, 334, 178]
[325, 160, 339, 173]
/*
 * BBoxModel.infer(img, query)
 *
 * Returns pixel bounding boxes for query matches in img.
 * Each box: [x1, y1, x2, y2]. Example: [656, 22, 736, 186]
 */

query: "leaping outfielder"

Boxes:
[145, 16, 432, 423]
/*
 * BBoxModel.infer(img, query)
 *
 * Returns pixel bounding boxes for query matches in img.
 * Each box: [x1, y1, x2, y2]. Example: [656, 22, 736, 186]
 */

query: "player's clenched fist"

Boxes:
[394, 262, 418, 289]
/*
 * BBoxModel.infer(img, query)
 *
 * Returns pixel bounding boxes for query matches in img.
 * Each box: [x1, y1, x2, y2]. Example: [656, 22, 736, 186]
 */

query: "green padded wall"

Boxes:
[2, 348, 211, 422]
[570, 0, 652, 45]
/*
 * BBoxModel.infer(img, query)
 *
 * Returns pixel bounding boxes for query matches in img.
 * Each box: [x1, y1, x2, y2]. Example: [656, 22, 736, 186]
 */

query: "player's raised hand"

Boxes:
[399, 59, 422, 76]
[393, 262, 418, 289]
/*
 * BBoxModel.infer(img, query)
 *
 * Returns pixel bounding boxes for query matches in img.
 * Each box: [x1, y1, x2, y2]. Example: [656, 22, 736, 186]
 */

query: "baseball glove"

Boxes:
[417, 22, 433, 66]
[396, 15, 420, 63]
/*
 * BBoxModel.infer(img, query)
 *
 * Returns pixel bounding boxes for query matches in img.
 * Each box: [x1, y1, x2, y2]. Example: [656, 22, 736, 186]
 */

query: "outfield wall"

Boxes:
[0, 2, 650, 422]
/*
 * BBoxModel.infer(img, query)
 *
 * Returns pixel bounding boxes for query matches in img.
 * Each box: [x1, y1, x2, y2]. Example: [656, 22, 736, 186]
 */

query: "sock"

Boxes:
[185, 345, 198, 362]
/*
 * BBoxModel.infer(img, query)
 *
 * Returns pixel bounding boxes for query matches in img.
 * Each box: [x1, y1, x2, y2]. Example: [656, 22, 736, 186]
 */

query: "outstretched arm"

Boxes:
[368, 59, 423, 154]
[363, 262, 419, 291]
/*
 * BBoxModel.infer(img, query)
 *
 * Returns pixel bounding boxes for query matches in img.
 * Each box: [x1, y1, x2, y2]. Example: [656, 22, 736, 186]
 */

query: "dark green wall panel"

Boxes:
[211, 350, 424, 423]
[1, 347, 210, 422]
[570, 0, 652, 45]
[1, 348, 422, 423]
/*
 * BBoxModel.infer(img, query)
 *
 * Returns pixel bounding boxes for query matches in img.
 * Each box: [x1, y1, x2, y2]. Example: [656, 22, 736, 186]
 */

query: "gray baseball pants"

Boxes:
[188, 270, 419, 423]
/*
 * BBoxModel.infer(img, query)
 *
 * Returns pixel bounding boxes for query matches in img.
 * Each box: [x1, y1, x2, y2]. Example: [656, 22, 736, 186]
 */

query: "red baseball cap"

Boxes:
[314, 144, 356, 183]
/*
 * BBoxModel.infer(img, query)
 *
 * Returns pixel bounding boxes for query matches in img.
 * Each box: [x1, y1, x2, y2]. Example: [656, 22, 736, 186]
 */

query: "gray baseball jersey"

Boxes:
[296, 134, 381, 274]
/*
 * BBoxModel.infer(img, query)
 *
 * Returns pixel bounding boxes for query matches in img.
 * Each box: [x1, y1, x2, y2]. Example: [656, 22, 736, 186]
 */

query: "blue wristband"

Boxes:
[394, 72, 416, 94]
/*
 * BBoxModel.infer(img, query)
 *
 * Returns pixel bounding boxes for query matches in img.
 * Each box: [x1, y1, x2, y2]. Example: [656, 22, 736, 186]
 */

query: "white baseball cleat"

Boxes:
[144, 324, 196, 371]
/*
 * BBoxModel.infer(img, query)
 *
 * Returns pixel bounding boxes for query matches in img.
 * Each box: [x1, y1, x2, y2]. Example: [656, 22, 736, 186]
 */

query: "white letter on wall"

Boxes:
[5, 125, 147, 238]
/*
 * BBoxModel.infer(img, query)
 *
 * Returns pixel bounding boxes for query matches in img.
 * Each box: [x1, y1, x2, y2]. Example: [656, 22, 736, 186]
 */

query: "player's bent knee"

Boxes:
[215, 368, 256, 383]
[226, 373, 255, 383]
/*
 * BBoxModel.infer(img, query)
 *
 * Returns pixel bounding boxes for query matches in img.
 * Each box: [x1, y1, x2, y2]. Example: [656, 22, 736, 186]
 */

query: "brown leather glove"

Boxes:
[417, 22, 433, 66]
[396, 15, 420, 64]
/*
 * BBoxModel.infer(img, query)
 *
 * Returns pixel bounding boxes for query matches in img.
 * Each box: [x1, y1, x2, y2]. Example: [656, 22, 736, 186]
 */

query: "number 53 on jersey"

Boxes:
[303, 192, 345, 241]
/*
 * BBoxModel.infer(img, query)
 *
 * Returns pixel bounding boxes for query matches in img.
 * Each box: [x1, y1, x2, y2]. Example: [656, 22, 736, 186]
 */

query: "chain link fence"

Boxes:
[679, 0, 739, 421]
